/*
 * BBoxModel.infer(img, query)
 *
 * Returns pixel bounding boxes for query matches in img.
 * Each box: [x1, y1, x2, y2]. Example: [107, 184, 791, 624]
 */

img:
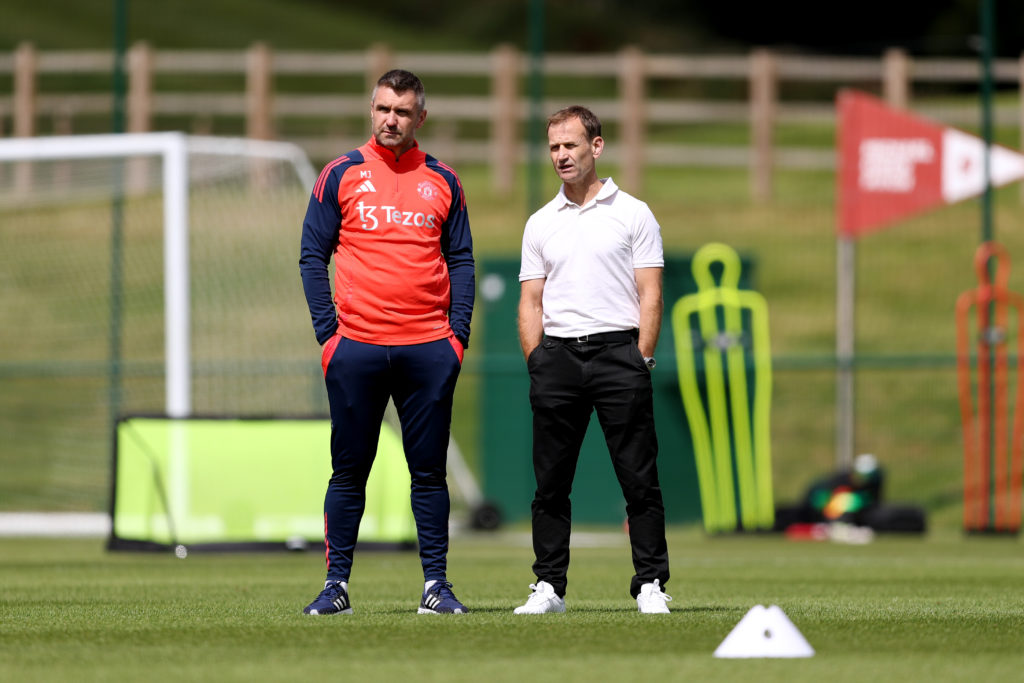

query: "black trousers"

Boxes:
[527, 333, 670, 598]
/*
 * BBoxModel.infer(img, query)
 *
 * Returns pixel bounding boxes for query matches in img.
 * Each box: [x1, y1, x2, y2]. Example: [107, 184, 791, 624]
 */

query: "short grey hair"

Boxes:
[372, 69, 426, 111]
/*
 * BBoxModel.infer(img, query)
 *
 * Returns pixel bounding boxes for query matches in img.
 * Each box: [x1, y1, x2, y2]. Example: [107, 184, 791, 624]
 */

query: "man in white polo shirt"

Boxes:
[513, 105, 672, 615]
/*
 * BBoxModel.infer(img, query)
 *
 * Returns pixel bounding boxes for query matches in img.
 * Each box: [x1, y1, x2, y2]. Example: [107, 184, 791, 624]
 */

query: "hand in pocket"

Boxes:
[321, 334, 341, 375]
[448, 335, 464, 364]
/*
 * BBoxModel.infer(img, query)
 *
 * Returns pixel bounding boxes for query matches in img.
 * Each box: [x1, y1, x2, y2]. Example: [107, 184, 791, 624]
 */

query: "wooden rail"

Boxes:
[2, 42, 1023, 199]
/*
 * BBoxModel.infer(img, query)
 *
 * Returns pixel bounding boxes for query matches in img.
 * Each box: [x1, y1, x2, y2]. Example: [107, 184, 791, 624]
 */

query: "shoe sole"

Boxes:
[637, 606, 670, 614]
[304, 607, 354, 615]
[417, 607, 466, 614]
[513, 604, 566, 614]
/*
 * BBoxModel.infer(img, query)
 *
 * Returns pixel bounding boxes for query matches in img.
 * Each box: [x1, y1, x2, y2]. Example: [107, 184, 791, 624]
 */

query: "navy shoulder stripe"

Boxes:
[425, 156, 466, 211]
[313, 151, 365, 202]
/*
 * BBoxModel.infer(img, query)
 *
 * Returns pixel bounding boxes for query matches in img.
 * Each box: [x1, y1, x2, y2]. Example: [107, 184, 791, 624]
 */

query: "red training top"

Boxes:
[299, 137, 475, 347]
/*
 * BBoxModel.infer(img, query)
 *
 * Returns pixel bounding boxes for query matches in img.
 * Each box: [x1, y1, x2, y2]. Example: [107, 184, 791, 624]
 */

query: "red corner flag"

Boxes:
[837, 89, 1024, 238]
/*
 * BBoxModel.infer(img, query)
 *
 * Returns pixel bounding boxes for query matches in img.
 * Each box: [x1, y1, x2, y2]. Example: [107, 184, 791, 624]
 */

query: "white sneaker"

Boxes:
[636, 579, 672, 614]
[513, 581, 566, 614]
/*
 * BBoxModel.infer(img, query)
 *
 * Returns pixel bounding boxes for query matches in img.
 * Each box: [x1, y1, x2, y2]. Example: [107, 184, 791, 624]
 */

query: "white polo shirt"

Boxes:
[519, 177, 664, 337]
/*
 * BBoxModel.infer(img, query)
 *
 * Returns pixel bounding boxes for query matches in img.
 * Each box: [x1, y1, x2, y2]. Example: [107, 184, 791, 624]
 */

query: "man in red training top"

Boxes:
[299, 69, 475, 615]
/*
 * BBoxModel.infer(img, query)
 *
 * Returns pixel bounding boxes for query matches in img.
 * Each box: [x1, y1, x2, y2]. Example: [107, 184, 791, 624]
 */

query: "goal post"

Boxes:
[0, 133, 329, 516]
[0, 133, 317, 418]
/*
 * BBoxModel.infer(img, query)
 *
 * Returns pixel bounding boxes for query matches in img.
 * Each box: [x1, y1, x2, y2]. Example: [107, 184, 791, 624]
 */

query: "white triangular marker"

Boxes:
[942, 128, 1024, 204]
[713, 605, 815, 658]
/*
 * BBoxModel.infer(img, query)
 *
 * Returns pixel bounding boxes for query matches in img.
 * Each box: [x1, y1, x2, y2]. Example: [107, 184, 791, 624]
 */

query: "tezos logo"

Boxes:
[355, 201, 438, 231]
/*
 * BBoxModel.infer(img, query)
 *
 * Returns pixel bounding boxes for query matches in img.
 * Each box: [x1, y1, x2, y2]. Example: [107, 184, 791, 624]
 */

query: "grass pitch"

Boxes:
[2, 526, 1023, 682]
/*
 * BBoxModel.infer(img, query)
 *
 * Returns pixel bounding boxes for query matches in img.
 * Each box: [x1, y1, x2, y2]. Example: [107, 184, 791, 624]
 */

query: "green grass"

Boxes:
[3, 528, 1024, 682]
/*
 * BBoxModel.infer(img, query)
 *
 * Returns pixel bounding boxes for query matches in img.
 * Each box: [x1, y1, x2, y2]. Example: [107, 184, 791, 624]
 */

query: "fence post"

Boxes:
[491, 43, 519, 195]
[125, 41, 154, 192]
[246, 42, 273, 140]
[882, 47, 909, 109]
[13, 42, 36, 195]
[13, 42, 36, 138]
[749, 48, 776, 203]
[366, 43, 393, 95]
[618, 45, 646, 194]
[128, 41, 153, 133]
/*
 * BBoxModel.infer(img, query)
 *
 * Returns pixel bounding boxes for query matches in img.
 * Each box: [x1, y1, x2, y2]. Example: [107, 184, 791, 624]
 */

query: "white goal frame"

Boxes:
[0, 133, 317, 418]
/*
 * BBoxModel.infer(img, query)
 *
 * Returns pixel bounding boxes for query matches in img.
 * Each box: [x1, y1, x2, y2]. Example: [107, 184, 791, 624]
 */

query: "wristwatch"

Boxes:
[643, 356, 656, 370]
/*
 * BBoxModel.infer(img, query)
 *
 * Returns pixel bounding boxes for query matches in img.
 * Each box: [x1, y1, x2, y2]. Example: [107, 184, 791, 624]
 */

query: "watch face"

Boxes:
[645, 357, 656, 369]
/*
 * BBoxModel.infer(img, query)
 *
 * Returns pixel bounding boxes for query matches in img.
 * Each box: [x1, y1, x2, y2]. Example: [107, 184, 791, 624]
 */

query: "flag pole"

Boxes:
[980, 0, 995, 244]
[835, 90, 855, 470]
[836, 235, 855, 470]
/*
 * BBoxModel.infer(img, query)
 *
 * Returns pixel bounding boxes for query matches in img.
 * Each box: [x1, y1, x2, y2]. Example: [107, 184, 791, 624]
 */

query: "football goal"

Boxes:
[0, 133, 326, 514]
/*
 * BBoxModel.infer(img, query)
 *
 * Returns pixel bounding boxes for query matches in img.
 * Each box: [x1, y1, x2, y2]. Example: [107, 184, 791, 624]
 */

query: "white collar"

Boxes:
[556, 177, 618, 210]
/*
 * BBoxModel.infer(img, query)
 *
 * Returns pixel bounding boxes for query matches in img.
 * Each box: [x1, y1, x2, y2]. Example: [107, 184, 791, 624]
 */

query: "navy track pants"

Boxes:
[320, 335, 462, 582]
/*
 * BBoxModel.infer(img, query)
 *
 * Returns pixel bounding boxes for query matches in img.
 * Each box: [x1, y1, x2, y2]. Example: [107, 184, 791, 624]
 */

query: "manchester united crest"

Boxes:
[417, 181, 437, 201]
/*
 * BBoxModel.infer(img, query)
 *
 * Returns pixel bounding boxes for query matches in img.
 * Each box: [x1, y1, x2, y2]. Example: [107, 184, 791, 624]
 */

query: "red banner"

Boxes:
[837, 90, 1024, 238]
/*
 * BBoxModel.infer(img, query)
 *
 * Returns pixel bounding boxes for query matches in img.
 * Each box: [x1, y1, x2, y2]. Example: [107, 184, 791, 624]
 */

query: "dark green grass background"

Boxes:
[3, 529, 1024, 682]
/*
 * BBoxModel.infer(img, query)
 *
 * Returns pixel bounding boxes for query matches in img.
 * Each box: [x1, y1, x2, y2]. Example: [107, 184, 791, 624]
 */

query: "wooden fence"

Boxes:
[2, 42, 1024, 199]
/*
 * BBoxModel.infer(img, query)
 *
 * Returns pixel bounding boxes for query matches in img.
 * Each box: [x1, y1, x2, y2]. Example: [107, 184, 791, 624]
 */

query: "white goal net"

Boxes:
[0, 133, 322, 511]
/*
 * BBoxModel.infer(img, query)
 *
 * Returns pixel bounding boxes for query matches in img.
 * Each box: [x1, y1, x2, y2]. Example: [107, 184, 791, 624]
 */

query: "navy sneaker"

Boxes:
[303, 580, 353, 615]
[417, 581, 468, 614]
